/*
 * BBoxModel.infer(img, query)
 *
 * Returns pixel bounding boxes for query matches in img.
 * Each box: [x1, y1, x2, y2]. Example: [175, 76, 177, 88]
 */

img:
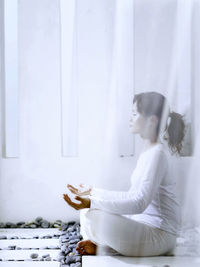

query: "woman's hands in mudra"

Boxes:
[67, 184, 92, 196]
[63, 184, 92, 210]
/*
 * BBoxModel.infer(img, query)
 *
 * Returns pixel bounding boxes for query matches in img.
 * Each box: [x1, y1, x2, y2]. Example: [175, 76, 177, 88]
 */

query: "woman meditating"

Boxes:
[63, 91, 185, 257]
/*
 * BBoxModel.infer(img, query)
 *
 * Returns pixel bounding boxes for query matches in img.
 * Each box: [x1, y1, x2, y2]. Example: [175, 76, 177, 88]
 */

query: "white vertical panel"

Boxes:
[177, 0, 193, 156]
[4, 0, 19, 158]
[115, 0, 135, 157]
[177, 0, 192, 115]
[60, 0, 79, 157]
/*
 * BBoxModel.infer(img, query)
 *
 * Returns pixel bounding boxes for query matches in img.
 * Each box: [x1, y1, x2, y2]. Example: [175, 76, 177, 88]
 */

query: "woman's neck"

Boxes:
[142, 138, 162, 152]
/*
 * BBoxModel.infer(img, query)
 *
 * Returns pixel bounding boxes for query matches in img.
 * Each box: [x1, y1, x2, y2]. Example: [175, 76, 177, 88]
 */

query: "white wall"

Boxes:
[0, 0, 134, 223]
[0, 0, 198, 227]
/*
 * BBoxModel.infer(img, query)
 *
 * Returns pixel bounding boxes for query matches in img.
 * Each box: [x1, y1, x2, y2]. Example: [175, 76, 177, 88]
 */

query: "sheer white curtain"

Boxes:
[100, 0, 135, 188]
[98, 0, 198, 254]
[60, 0, 135, 190]
[60, 0, 199, 233]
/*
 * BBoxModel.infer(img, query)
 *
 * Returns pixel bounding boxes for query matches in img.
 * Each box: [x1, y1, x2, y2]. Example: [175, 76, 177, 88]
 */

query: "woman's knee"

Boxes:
[85, 208, 103, 220]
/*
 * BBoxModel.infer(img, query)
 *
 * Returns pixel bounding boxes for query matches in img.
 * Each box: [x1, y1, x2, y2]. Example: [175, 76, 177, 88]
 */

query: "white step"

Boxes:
[0, 229, 61, 239]
[82, 255, 200, 267]
[0, 249, 59, 261]
[0, 263, 60, 266]
[0, 239, 59, 249]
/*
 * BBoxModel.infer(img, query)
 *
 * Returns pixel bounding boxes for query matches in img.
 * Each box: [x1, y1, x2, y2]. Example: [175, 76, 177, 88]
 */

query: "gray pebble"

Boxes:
[60, 238, 69, 244]
[19, 224, 26, 228]
[75, 255, 81, 262]
[53, 223, 60, 228]
[35, 217, 43, 222]
[11, 236, 19, 239]
[48, 245, 59, 249]
[8, 245, 16, 250]
[66, 255, 77, 264]
[43, 234, 52, 239]
[16, 221, 25, 226]
[5, 222, 12, 228]
[69, 235, 79, 241]
[0, 236, 7, 240]
[30, 224, 37, 228]
[41, 220, 50, 228]
[68, 244, 76, 249]
[30, 253, 38, 259]
[45, 257, 51, 261]
[61, 223, 69, 231]
[67, 227, 74, 232]
[57, 255, 65, 262]
[71, 263, 81, 267]
[0, 223, 5, 228]
[55, 219, 62, 224]
[69, 239, 80, 244]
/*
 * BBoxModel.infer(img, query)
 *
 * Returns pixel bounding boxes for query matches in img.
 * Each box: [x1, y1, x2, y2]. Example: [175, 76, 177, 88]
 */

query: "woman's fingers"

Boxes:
[75, 196, 83, 202]
[67, 184, 75, 190]
[76, 245, 87, 255]
[63, 194, 77, 209]
[63, 194, 72, 204]
[63, 194, 84, 210]
[67, 184, 77, 192]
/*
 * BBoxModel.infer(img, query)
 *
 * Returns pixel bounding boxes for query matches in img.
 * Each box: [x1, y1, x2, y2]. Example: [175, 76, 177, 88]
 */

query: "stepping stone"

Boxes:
[0, 249, 59, 261]
[0, 229, 61, 239]
[0, 239, 59, 249]
[0, 263, 60, 266]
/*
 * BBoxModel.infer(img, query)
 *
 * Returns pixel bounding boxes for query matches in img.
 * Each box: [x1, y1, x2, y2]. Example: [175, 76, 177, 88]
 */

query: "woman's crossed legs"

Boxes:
[77, 208, 176, 257]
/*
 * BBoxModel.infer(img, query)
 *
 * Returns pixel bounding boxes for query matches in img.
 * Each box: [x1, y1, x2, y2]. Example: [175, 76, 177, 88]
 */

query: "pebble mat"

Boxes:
[0, 217, 82, 267]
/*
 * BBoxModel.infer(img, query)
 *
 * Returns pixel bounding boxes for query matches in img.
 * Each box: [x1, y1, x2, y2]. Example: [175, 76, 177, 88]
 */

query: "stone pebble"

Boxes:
[30, 253, 38, 259]
[58, 221, 83, 266]
[0, 236, 7, 240]
[0, 217, 71, 229]
[0, 219, 83, 266]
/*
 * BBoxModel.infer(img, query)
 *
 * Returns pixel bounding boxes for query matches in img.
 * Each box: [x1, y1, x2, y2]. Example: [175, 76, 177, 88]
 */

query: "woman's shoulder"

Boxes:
[140, 143, 167, 157]
[138, 143, 169, 166]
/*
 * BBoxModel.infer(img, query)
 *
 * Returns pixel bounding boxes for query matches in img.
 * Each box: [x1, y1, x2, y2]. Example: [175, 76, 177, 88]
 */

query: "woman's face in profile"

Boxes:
[129, 102, 147, 136]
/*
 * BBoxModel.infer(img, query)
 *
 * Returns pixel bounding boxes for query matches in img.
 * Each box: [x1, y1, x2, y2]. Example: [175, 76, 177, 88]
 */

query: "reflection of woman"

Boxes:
[63, 91, 185, 256]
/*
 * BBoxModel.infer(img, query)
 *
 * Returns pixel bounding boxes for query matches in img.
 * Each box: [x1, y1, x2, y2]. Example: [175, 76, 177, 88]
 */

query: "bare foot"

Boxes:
[76, 240, 97, 255]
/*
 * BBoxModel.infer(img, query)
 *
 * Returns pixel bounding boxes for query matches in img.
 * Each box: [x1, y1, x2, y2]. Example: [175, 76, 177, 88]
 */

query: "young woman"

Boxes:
[63, 91, 185, 257]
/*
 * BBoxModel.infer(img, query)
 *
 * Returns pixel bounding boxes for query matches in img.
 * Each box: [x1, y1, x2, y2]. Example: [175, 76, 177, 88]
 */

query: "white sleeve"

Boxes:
[89, 150, 167, 215]
[91, 187, 133, 200]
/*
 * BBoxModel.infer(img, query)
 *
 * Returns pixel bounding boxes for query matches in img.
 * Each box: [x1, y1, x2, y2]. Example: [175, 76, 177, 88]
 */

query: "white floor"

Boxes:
[82, 226, 200, 267]
[82, 255, 200, 267]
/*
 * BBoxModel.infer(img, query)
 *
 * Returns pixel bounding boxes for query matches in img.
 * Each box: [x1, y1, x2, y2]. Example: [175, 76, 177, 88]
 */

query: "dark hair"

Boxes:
[133, 91, 186, 155]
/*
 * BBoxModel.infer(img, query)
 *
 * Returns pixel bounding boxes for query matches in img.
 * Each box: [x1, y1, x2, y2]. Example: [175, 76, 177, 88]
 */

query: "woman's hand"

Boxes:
[67, 184, 92, 196]
[63, 194, 90, 210]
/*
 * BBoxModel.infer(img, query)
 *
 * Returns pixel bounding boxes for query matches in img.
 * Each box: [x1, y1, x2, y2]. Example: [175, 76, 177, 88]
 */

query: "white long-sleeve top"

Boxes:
[89, 143, 181, 236]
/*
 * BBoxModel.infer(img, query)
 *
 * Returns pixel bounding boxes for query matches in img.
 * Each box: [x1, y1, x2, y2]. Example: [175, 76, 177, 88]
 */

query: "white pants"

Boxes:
[80, 208, 177, 257]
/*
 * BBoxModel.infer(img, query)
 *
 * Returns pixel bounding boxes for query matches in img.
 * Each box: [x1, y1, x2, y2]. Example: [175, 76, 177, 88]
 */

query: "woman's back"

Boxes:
[129, 143, 181, 236]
